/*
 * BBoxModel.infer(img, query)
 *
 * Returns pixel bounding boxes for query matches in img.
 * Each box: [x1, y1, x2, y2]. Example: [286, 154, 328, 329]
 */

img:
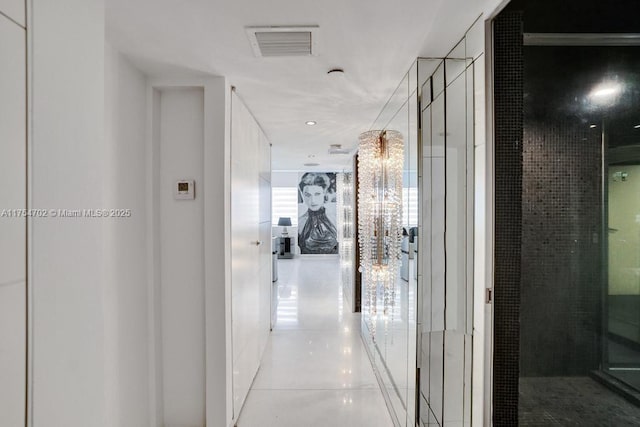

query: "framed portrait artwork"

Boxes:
[297, 172, 339, 254]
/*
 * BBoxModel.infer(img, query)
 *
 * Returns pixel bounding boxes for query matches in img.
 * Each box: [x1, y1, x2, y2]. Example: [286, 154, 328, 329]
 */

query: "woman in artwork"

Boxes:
[298, 172, 338, 254]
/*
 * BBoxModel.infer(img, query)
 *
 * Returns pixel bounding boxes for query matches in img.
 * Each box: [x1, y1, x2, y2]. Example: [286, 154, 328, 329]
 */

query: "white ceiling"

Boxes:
[106, 0, 497, 170]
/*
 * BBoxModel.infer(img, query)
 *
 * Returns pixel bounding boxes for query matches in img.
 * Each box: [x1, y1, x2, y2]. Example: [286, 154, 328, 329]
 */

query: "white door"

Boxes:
[231, 92, 271, 417]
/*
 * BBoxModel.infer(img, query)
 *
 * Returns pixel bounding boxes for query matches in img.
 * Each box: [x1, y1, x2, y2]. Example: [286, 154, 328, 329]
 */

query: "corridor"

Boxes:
[237, 257, 393, 426]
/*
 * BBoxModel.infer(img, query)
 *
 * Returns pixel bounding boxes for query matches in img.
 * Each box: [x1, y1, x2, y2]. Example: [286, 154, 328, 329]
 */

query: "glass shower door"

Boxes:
[605, 155, 640, 393]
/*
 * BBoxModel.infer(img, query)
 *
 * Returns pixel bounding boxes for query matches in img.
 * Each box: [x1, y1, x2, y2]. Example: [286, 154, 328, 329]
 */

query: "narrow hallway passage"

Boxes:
[237, 257, 393, 426]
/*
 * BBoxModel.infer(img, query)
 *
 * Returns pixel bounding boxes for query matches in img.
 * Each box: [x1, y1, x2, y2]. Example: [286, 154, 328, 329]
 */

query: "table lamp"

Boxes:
[278, 217, 292, 236]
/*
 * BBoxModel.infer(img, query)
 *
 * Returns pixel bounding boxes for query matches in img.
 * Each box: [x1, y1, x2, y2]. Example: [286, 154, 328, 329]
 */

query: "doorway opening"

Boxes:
[493, 0, 640, 425]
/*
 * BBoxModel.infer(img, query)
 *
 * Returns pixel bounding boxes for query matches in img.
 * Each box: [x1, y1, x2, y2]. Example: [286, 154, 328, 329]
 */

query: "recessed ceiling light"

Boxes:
[304, 162, 319, 167]
[305, 120, 317, 126]
[590, 124, 597, 128]
[634, 124, 640, 129]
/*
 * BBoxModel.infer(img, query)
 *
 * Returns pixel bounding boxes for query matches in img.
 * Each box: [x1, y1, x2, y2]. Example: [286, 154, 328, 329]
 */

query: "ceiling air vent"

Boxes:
[245, 26, 319, 57]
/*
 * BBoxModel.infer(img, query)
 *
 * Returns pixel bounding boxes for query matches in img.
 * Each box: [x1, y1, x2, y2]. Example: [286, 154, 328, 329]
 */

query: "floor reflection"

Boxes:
[276, 285, 298, 326]
[362, 257, 418, 426]
[238, 257, 393, 427]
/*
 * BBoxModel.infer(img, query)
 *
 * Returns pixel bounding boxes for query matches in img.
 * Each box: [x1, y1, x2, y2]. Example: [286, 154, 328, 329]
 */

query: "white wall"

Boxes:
[202, 78, 233, 427]
[272, 171, 301, 187]
[0, 3, 26, 426]
[30, 0, 106, 425]
[0, 0, 25, 26]
[148, 78, 232, 427]
[104, 47, 237, 427]
[159, 87, 206, 426]
[104, 42, 150, 427]
[418, 0, 504, 57]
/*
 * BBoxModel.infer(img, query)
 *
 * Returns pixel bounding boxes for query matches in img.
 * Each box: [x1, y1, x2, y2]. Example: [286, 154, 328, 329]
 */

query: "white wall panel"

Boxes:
[159, 88, 205, 426]
[432, 63, 446, 105]
[231, 94, 259, 414]
[259, 174, 271, 225]
[149, 78, 232, 427]
[259, 219, 272, 343]
[200, 77, 233, 427]
[418, 43, 480, 424]
[466, 17, 485, 61]
[446, 42, 467, 84]
[260, 132, 271, 181]
[31, 1, 106, 425]
[472, 54, 488, 427]
[0, 281, 26, 427]
[443, 331, 465, 424]
[0, 15, 25, 286]
[431, 158, 446, 332]
[0, 23, 26, 424]
[103, 43, 150, 427]
[445, 74, 467, 332]
[0, 0, 25, 27]
[231, 92, 271, 420]
[421, 103, 433, 334]
[429, 331, 444, 424]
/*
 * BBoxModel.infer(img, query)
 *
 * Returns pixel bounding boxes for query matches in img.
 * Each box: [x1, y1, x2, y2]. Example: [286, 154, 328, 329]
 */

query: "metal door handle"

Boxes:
[255, 240, 263, 246]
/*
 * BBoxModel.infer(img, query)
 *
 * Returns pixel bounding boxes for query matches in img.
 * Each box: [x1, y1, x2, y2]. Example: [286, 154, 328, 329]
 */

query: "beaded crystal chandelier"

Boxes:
[357, 130, 403, 337]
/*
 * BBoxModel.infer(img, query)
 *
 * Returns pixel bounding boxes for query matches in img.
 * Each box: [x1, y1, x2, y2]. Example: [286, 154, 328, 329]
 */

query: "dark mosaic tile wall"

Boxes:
[520, 119, 603, 376]
[493, 11, 524, 427]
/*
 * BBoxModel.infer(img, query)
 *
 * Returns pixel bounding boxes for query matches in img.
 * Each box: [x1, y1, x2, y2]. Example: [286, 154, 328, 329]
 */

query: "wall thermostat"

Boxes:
[175, 180, 195, 200]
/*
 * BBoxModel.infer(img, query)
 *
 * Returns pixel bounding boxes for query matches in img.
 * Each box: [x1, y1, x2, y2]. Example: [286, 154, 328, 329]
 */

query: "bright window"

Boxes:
[271, 186, 416, 227]
[403, 187, 419, 227]
[272, 187, 299, 226]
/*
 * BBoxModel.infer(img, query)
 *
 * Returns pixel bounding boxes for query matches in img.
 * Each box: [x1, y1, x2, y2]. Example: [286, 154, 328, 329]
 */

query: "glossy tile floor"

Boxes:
[237, 257, 394, 427]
